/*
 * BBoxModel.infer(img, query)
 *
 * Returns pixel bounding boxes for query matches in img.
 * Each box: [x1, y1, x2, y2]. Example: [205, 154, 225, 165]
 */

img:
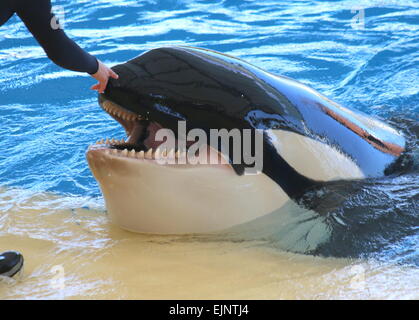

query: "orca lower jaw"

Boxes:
[89, 98, 229, 167]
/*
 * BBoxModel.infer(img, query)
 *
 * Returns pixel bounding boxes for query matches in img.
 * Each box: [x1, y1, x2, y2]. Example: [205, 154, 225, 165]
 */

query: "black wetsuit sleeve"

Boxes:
[14, 0, 99, 74]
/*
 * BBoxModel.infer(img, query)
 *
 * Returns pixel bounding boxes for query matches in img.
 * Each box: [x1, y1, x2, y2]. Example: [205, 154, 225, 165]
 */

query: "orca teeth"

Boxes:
[96, 136, 189, 163]
[95, 138, 127, 145]
[100, 145, 192, 164]
[168, 149, 175, 159]
[145, 149, 153, 159]
[101, 100, 142, 122]
[154, 148, 161, 159]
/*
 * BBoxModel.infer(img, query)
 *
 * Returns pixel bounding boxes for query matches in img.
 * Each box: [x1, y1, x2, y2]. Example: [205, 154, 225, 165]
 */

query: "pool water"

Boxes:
[0, 0, 418, 299]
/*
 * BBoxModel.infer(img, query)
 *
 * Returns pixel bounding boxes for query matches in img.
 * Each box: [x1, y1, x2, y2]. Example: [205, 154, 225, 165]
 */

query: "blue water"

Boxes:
[0, 1, 418, 260]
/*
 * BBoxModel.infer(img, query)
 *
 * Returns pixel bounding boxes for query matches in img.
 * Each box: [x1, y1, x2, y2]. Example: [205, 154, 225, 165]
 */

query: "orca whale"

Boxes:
[86, 46, 406, 234]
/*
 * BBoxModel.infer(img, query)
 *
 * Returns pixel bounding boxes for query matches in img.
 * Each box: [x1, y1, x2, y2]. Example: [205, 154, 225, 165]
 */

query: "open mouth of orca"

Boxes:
[93, 98, 176, 158]
[90, 97, 227, 166]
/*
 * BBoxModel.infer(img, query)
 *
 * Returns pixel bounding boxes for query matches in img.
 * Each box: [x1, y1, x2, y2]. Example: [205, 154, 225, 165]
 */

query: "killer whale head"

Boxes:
[86, 46, 406, 234]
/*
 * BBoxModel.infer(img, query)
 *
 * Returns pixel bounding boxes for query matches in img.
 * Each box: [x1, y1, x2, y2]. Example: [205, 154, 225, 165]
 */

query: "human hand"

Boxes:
[90, 60, 119, 93]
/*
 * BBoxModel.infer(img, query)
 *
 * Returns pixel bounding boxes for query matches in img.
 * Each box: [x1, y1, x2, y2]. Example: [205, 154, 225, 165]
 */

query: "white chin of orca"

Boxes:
[86, 147, 290, 234]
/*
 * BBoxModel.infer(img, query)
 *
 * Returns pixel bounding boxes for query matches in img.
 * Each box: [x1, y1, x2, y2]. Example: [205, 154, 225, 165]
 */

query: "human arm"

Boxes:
[15, 0, 117, 91]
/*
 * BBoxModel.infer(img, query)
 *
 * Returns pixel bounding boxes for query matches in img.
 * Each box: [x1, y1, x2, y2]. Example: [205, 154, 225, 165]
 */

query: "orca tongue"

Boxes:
[126, 120, 147, 145]
[143, 122, 165, 150]
[141, 122, 201, 151]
